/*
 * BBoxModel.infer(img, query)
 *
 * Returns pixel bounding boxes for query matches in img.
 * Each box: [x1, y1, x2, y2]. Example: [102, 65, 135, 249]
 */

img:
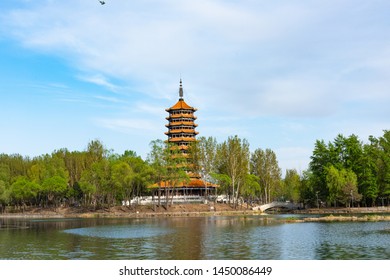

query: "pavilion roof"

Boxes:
[150, 178, 218, 189]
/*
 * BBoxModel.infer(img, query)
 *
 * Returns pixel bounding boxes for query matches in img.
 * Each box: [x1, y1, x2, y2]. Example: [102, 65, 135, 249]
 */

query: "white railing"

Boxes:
[122, 195, 216, 206]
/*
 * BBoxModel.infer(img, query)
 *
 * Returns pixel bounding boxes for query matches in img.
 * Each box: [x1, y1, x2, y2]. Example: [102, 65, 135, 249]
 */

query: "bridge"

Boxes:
[252, 201, 300, 212]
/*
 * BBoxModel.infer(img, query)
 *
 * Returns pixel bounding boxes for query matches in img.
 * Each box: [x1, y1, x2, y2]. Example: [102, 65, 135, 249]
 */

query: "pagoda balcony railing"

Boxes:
[166, 114, 197, 119]
[166, 122, 198, 127]
[165, 129, 198, 134]
[169, 145, 190, 150]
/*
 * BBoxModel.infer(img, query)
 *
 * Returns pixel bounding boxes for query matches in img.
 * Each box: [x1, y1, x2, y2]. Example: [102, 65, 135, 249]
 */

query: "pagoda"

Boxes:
[156, 79, 217, 196]
[165, 79, 198, 154]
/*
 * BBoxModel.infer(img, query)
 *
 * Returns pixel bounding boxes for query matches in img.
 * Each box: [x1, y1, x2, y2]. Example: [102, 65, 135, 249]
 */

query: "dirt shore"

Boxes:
[1, 204, 390, 220]
[0, 203, 250, 218]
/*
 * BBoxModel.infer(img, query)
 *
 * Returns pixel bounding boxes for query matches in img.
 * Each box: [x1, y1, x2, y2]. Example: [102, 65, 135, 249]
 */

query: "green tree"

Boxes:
[326, 165, 344, 206]
[283, 169, 301, 203]
[251, 148, 281, 204]
[190, 136, 218, 194]
[216, 136, 250, 208]
[111, 161, 134, 202]
[377, 131, 390, 205]
[241, 174, 260, 207]
[0, 180, 9, 212]
[360, 140, 379, 206]
[42, 176, 68, 207]
[211, 173, 231, 195]
[79, 159, 111, 208]
[326, 166, 361, 207]
[339, 168, 361, 207]
[9, 177, 41, 209]
[309, 140, 332, 202]
[147, 139, 169, 207]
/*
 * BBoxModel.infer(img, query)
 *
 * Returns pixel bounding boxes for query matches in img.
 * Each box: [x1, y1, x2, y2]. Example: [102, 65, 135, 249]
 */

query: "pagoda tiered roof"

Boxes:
[168, 137, 197, 142]
[166, 99, 197, 112]
[165, 128, 199, 135]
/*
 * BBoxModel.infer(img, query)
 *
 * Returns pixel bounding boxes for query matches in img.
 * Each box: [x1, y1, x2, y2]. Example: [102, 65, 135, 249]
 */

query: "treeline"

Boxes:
[307, 130, 390, 207]
[160, 131, 390, 208]
[1, 130, 389, 211]
[0, 140, 154, 211]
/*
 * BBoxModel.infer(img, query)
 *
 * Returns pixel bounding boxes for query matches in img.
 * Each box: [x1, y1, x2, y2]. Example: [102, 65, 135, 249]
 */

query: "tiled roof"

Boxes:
[166, 99, 197, 111]
[169, 137, 196, 142]
[165, 129, 198, 134]
[166, 122, 198, 127]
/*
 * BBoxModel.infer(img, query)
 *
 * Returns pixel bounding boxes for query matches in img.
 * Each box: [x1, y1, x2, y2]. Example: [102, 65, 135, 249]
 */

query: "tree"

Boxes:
[326, 166, 361, 207]
[360, 140, 379, 206]
[326, 165, 343, 207]
[190, 136, 218, 194]
[0, 180, 9, 213]
[216, 136, 250, 208]
[309, 134, 365, 205]
[42, 176, 68, 207]
[147, 139, 169, 207]
[377, 131, 390, 205]
[283, 169, 301, 203]
[241, 174, 260, 207]
[164, 142, 189, 206]
[111, 161, 134, 202]
[121, 151, 153, 198]
[79, 159, 111, 208]
[339, 168, 361, 207]
[251, 148, 281, 204]
[87, 139, 106, 163]
[309, 140, 332, 202]
[9, 177, 41, 210]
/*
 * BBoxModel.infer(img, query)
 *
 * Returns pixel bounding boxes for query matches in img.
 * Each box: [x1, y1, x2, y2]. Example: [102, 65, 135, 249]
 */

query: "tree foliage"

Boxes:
[0, 130, 389, 210]
[306, 131, 390, 207]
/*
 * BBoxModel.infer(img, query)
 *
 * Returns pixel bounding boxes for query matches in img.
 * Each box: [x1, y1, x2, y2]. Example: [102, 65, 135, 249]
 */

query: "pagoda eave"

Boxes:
[166, 122, 198, 127]
[169, 137, 197, 142]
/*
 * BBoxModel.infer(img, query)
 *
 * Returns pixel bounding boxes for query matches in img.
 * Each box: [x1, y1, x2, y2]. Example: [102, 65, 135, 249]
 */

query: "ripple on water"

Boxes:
[63, 224, 173, 239]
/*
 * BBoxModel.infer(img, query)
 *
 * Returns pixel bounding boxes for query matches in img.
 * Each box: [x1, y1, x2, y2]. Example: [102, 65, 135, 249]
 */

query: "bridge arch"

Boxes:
[253, 201, 300, 212]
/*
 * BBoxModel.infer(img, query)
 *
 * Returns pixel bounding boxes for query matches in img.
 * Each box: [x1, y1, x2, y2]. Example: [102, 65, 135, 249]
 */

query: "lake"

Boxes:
[0, 215, 389, 259]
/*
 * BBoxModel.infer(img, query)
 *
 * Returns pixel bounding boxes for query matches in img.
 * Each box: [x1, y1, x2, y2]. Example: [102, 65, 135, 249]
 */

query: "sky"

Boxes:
[0, 0, 389, 174]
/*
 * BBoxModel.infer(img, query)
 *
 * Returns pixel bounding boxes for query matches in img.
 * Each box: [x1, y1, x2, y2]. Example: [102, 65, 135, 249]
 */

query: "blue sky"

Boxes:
[0, 0, 389, 174]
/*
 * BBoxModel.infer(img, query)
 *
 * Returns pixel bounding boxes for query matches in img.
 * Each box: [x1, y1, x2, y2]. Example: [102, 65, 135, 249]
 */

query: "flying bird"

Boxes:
[99, 1, 105, 5]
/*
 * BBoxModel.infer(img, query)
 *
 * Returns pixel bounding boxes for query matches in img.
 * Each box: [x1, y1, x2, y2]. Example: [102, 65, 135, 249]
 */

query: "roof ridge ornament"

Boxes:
[179, 78, 184, 99]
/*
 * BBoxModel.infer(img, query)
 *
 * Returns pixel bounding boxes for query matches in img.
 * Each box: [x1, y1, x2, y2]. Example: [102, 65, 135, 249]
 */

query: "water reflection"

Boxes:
[0, 216, 389, 260]
[64, 224, 173, 239]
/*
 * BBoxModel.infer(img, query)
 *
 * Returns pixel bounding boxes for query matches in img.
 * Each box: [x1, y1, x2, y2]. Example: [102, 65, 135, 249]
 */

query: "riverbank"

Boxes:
[0, 204, 250, 218]
[1, 204, 390, 220]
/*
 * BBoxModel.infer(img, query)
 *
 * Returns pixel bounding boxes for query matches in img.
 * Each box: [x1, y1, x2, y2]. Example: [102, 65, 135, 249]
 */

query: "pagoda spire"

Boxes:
[179, 78, 184, 100]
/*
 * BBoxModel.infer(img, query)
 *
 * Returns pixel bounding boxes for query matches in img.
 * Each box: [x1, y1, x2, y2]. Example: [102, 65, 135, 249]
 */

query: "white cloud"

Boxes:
[78, 74, 122, 93]
[1, 0, 390, 165]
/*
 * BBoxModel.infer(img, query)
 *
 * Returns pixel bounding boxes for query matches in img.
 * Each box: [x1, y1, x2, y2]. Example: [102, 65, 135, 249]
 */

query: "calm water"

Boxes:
[0, 215, 389, 260]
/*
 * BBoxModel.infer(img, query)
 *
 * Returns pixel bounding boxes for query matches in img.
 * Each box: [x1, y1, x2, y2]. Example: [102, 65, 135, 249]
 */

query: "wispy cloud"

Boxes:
[78, 74, 122, 93]
[1, 0, 389, 169]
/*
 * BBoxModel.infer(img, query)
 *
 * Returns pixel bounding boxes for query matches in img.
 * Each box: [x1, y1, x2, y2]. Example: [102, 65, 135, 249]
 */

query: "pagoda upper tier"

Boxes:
[165, 79, 198, 150]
